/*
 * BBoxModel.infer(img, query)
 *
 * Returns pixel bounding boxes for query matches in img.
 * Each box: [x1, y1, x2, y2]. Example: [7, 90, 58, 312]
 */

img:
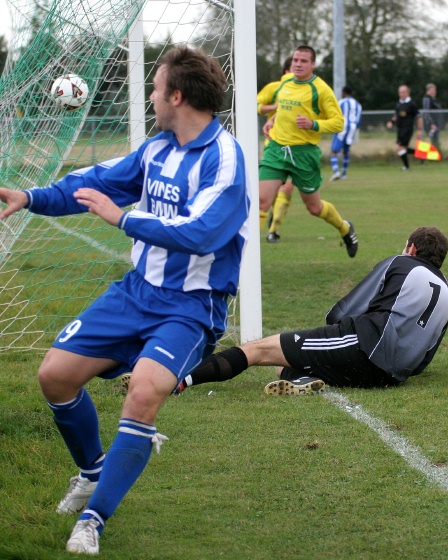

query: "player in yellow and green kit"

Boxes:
[259, 45, 358, 257]
[257, 56, 294, 243]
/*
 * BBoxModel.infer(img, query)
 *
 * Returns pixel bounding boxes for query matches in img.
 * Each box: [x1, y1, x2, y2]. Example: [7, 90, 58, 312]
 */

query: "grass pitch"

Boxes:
[2, 159, 448, 559]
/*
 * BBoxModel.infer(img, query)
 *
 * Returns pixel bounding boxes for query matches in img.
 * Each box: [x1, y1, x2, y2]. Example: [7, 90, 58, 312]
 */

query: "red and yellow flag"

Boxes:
[414, 140, 441, 161]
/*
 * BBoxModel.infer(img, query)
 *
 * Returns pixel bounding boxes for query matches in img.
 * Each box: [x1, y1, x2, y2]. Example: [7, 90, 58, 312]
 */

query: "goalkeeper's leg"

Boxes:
[177, 347, 249, 391]
[176, 335, 287, 392]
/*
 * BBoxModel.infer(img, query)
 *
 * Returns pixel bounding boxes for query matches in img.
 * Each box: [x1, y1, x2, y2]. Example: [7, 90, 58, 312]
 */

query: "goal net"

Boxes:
[0, 0, 240, 353]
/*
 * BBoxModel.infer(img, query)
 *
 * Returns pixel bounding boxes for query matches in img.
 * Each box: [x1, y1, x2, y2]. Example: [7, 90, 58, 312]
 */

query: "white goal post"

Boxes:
[233, 0, 263, 342]
[0, 0, 262, 352]
[128, 1, 262, 343]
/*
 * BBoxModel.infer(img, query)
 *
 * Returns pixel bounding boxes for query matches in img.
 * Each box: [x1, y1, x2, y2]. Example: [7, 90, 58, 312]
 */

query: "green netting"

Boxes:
[0, 0, 236, 352]
[0, 0, 148, 186]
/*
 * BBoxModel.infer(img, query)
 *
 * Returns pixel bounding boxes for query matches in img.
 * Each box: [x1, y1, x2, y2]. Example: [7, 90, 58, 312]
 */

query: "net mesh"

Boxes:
[0, 0, 236, 353]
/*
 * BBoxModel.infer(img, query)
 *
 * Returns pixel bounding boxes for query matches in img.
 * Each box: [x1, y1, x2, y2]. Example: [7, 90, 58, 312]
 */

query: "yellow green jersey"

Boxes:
[269, 74, 344, 146]
[257, 72, 294, 119]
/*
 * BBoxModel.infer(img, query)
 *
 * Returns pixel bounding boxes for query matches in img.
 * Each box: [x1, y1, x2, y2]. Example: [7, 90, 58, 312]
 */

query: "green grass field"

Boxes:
[2, 159, 448, 559]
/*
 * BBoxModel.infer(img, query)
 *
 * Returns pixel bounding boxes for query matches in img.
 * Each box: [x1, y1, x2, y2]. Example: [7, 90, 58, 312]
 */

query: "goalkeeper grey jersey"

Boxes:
[326, 255, 448, 381]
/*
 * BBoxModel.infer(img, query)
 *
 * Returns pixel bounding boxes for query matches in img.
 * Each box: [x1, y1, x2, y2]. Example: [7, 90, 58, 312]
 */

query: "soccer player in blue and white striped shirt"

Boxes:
[0, 46, 250, 555]
[329, 86, 362, 181]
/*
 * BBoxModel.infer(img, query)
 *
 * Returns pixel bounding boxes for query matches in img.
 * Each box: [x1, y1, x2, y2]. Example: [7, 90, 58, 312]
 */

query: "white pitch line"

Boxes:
[325, 389, 448, 491]
[43, 217, 131, 263]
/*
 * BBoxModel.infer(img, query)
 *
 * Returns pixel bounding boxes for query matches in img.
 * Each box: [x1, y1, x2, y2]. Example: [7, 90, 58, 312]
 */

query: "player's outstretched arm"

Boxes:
[73, 188, 124, 226]
[0, 188, 29, 220]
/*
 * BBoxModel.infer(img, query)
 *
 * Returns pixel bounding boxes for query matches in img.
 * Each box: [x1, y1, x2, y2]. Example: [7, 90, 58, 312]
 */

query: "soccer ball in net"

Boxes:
[50, 74, 89, 111]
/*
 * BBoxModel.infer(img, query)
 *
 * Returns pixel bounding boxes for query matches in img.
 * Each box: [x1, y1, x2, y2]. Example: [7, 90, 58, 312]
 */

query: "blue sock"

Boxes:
[80, 453, 105, 482]
[48, 388, 103, 480]
[79, 509, 105, 536]
[330, 155, 339, 173]
[86, 418, 157, 521]
[342, 153, 350, 175]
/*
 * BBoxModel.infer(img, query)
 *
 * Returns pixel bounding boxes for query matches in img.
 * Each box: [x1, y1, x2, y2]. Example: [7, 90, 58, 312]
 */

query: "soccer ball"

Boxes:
[50, 74, 89, 111]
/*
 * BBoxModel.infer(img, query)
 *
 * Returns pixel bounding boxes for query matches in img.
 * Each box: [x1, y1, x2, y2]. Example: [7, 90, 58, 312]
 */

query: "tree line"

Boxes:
[254, 0, 448, 109]
[2, 0, 448, 111]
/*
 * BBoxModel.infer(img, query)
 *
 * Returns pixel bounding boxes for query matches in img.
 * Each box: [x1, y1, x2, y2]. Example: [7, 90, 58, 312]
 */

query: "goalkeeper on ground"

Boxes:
[177, 226, 448, 395]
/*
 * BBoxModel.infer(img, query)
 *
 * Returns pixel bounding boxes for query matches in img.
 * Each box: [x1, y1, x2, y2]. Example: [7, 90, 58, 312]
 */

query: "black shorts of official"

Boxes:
[397, 127, 413, 147]
[279, 317, 400, 388]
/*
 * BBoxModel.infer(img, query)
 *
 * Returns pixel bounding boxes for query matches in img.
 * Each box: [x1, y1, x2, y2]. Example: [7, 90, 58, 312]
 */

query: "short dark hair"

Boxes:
[294, 45, 316, 63]
[282, 56, 293, 74]
[159, 46, 227, 113]
[407, 226, 448, 269]
[342, 86, 353, 96]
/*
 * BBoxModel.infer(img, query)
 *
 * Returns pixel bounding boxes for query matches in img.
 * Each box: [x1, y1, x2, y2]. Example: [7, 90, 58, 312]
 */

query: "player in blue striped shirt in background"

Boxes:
[329, 86, 362, 181]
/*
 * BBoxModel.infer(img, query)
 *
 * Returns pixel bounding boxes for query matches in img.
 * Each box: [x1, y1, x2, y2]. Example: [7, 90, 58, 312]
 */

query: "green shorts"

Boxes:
[259, 140, 322, 193]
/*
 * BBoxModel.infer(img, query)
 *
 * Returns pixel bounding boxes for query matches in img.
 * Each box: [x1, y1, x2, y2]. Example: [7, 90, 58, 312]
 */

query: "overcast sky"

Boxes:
[0, 1, 11, 40]
[1, 1, 444, 48]
[0, 1, 202, 44]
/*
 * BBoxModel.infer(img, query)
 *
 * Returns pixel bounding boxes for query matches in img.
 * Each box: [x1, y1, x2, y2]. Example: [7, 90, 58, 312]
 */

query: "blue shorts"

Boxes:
[53, 270, 228, 381]
[330, 135, 350, 154]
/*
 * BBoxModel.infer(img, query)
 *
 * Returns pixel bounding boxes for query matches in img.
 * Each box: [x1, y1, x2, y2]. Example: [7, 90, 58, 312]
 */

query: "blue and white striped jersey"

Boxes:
[336, 96, 362, 146]
[25, 117, 250, 296]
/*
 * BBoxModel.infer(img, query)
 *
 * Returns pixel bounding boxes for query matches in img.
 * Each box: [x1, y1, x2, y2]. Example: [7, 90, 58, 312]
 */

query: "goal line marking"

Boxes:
[325, 389, 448, 491]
